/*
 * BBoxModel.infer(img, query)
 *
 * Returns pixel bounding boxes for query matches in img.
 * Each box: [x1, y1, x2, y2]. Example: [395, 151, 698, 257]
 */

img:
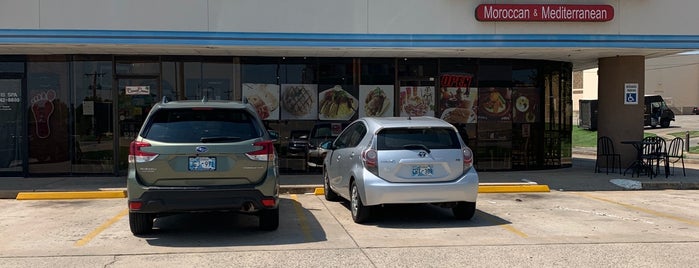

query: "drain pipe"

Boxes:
[686, 131, 690, 152]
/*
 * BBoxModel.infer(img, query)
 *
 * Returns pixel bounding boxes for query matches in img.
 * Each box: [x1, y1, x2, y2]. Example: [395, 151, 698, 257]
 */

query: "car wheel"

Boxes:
[660, 119, 671, 128]
[324, 168, 339, 201]
[259, 208, 279, 231]
[129, 212, 154, 235]
[350, 181, 371, 223]
[452, 202, 476, 220]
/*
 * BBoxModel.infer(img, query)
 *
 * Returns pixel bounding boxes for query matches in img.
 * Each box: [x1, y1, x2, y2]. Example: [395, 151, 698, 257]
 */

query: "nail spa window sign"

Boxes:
[30, 90, 56, 139]
[0, 91, 20, 111]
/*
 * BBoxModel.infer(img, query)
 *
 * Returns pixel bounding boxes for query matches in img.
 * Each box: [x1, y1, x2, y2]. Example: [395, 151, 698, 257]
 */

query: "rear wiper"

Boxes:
[403, 144, 431, 154]
[200, 136, 241, 143]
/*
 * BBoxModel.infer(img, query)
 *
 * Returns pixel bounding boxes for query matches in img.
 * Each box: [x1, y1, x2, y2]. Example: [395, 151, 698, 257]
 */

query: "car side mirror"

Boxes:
[320, 140, 334, 150]
[268, 130, 279, 141]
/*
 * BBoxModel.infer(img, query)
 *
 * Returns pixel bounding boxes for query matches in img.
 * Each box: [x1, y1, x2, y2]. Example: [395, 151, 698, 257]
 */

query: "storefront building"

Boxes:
[1, 1, 698, 177]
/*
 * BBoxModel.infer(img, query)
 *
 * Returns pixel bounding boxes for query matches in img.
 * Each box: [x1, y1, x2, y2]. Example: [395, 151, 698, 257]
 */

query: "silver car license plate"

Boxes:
[188, 156, 217, 171]
[411, 164, 433, 177]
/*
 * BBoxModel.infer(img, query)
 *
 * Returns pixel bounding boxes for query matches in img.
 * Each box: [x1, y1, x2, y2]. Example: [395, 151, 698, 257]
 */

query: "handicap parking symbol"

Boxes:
[625, 93, 637, 104]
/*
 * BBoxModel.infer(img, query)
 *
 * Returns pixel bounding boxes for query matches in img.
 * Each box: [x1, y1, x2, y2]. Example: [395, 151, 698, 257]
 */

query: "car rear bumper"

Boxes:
[128, 187, 278, 214]
[361, 168, 479, 206]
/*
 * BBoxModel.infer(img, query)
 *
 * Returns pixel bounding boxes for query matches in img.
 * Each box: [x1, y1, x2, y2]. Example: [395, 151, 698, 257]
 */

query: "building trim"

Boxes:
[1, 30, 699, 49]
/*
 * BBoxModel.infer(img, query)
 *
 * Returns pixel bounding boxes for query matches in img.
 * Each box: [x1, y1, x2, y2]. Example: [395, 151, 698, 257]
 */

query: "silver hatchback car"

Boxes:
[322, 117, 478, 223]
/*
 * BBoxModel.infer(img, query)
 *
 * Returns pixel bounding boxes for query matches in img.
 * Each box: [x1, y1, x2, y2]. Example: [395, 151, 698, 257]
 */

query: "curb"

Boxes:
[15, 190, 127, 200]
[641, 181, 699, 190]
[13, 183, 550, 200]
[295, 183, 551, 196]
[478, 183, 551, 193]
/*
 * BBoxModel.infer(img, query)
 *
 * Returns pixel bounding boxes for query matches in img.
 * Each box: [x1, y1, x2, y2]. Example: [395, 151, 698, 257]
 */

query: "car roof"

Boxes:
[151, 100, 255, 111]
[361, 117, 455, 129]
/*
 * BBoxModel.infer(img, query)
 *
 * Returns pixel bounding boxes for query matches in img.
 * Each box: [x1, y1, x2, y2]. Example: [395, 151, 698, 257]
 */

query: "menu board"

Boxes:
[318, 85, 357, 121]
[477, 87, 512, 121]
[280, 84, 318, 120]
[359, 85, 394, 118]
[399, 86, 435, 117]
[242, 83, 280, 120]
[512, 87, 538, 123]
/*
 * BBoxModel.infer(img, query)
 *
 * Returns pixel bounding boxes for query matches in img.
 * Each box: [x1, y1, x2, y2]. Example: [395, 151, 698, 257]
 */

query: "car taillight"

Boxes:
[362, 147, 378, 176]
[246, 140, 275, 161]
[463, 147, 473, 170]
[129, 141, 158, 163]
[129, 201, 143, 211]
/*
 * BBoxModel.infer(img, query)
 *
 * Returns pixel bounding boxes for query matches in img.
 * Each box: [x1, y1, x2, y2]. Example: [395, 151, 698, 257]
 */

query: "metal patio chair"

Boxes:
[595, 136, 621, 174]
[666, 137, 686, 176]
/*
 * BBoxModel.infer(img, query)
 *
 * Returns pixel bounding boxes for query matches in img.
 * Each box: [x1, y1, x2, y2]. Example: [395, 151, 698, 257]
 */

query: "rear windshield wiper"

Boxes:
[200, 136, 241, 143]
[403, 144, 431, 154]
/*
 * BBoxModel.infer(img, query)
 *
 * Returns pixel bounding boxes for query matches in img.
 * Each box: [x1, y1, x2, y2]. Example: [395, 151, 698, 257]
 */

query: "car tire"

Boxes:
[660, 119, 671, 128]
[350, 181, 371, 223]
[324, 169, 339, 201]
[452, 202, 476, 220]
[259, 208, 279, 231]
[129, 212, 154, 235]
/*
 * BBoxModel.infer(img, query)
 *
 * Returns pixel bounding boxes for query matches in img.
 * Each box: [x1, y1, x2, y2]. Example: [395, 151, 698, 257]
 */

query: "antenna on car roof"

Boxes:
[162, 96, 169, 103]
[202, 95, 208, 102]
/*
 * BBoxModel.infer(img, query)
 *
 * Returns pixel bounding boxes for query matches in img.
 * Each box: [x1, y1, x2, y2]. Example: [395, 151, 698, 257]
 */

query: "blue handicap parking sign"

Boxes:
[625, 93, 637, 103]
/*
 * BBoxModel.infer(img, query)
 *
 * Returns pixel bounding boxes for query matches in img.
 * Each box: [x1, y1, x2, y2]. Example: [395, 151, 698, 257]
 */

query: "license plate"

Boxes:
[188, 156, 216, 171]
[411, 164, 433, 177]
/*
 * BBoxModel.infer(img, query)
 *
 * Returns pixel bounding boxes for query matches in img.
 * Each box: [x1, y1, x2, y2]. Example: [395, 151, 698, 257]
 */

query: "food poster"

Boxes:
[399, 86, 435, 117]
[318, 85, 358, 121]
[280, 84, 318, 120]
[477, 87, 512, 121]
[242, 83, 280, 120]
[359, 85, 394, 118]
[439, 87, 478, 124]
[512, 87, 538, 123]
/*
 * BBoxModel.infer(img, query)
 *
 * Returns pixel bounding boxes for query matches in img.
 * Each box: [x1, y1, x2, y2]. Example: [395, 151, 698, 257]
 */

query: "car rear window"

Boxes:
[142, 108, 261, 143]
[377, 127, 460, 150]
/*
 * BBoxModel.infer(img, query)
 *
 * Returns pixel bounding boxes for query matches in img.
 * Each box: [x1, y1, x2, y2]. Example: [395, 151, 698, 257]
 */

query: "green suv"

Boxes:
[127, 98, 280, 235]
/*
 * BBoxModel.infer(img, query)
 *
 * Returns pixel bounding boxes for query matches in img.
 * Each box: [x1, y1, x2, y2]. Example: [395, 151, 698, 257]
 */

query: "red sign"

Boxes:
[440, 74, 473, 88]
[476, 4, 614, 22]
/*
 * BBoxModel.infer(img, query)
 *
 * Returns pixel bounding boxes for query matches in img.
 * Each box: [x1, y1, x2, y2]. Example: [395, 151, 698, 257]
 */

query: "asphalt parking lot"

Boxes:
[2, 191, 699, 267]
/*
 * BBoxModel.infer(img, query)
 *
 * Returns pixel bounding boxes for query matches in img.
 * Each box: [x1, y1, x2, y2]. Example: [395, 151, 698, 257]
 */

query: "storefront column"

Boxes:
[597, 56, 645, 167]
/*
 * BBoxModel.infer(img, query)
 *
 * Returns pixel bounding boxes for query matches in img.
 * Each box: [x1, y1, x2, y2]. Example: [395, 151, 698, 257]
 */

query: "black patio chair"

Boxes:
[666, 137, 686, 176]
[595, 136, 621, 174]
[641, 136, 667, 179]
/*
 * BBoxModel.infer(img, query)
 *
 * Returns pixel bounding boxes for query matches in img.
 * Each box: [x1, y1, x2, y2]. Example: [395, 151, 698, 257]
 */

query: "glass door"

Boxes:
[116, 77, 159, 173]
[0, 78, 24, 174]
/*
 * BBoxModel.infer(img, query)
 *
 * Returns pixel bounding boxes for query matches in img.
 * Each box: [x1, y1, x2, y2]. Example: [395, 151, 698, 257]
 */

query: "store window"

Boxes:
[161, 61, 181, 100]
[183, 59, 235, 100]
[317, 58, 356, 122]
[115, 56, 159, 75]
[71, 56, 114, 174]
[0, 57, 25, 175]
[27, 56, 70, 174]
[359, 58, 396, 118]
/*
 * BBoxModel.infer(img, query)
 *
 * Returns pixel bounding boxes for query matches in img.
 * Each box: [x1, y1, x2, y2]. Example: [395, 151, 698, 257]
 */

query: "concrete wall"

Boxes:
[1, 0, 699, 35]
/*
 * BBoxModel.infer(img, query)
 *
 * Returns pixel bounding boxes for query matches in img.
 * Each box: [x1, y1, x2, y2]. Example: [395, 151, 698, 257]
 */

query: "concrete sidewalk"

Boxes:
[2, 151, 699, 199]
